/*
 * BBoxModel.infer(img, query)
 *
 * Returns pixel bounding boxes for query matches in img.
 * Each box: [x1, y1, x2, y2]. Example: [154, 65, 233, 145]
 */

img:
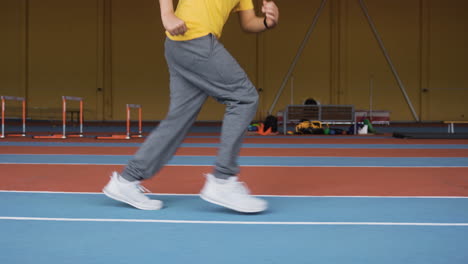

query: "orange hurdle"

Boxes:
[33, 96, 84, 139]
[97, 104, 143, 140]
[1, 96, 27, 138]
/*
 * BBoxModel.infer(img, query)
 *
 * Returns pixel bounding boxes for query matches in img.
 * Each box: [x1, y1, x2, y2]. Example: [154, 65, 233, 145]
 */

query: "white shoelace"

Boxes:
[116, 174, 151, 194]
[230, 180, 250, 195]
[206, 174, 251, 195]
[136, 184, 151, 194]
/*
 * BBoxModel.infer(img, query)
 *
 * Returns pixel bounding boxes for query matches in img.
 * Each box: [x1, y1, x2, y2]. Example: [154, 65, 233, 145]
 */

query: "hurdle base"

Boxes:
[67, 134, 84, 138]
[33, 133, 84, 139]
[0, 133, 27, 139]
[8, 134, 27, 137]
[96, 134, 144, 140]
[96, 135, 131, 140]
[33, 134, 67, 139]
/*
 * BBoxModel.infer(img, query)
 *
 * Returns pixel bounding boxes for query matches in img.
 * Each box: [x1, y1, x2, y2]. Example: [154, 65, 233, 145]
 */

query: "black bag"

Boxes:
[304, 98, 318, 105]
[263, 115, 278, 133]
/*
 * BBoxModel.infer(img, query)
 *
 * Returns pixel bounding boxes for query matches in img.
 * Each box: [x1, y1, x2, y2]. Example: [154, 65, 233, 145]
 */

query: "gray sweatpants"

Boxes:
[121, 34, 259, 181]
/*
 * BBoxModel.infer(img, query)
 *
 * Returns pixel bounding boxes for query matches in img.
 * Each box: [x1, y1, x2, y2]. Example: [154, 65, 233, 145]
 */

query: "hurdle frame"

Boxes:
[97, 104, 143, 140]
[1, 96, 27, 138]
[33, 96, 84, 139]
[126, 104, 143, 139]
[62, 96, 84, 138]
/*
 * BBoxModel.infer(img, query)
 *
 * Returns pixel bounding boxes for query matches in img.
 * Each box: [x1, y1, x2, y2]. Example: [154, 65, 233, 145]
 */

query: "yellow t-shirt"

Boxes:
[166, 0, 254, 41]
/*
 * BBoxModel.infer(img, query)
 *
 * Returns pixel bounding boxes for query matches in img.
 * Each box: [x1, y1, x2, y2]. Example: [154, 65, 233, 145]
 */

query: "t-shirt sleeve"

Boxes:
[233, 0, 254, 12]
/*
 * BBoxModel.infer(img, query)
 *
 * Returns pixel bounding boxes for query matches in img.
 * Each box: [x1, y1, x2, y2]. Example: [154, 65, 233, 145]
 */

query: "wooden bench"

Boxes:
[443, 121, 468, 134]
[282, 104, 356, 134]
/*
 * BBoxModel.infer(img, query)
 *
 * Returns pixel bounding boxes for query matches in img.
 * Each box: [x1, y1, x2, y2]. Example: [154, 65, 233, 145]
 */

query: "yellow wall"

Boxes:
[0, 0, 26, 99]
[27, 0, 99, 119]
[341, 0, 422, 121]
[1, 0, 467, 122]
[421, 0, 468, 121]
[262, 0, 332, 117]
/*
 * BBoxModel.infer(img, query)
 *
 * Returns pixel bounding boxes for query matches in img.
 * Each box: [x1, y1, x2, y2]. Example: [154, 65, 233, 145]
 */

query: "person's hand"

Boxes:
[162, 12, 187, 36]
[262, 0, 279, 28]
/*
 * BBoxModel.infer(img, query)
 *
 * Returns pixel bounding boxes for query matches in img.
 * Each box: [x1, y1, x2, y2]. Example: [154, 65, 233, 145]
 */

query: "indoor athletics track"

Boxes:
[1, 134, 468, 263]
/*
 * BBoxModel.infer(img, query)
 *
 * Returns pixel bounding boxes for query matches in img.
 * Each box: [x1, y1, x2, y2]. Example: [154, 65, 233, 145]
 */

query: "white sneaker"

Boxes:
[200, 174, 268, 213]
[103, 172, 163, 210]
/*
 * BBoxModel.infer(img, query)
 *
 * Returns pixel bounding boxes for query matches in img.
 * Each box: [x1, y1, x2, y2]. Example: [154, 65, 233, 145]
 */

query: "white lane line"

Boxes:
[1, 162, 468, 168]
[1, 190, 468, 198]
[1, 216, 467, 226]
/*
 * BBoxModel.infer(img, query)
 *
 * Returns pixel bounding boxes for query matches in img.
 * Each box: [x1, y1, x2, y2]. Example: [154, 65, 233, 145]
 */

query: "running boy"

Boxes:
[103, 0, 279, 213]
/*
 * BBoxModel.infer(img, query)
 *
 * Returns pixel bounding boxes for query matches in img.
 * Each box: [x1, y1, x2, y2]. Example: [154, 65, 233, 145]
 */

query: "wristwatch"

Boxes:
[263, 17, 270, 29]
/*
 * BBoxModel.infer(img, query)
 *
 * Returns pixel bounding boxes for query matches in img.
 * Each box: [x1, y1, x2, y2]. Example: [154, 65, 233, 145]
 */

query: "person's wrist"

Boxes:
[161, 10, 175, 19]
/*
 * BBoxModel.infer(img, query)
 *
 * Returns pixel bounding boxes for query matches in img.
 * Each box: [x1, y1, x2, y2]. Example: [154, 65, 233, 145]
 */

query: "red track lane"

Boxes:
[1, 146, 468, 157]
[1, 165, 468, 196]
[199, 138, 468, 145]
[3, 137, 468, 145]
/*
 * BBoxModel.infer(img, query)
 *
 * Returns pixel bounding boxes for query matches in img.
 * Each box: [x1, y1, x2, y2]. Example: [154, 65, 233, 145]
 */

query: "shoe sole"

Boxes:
[200, 193, 267, 214]
[103, 187, 162, 210]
